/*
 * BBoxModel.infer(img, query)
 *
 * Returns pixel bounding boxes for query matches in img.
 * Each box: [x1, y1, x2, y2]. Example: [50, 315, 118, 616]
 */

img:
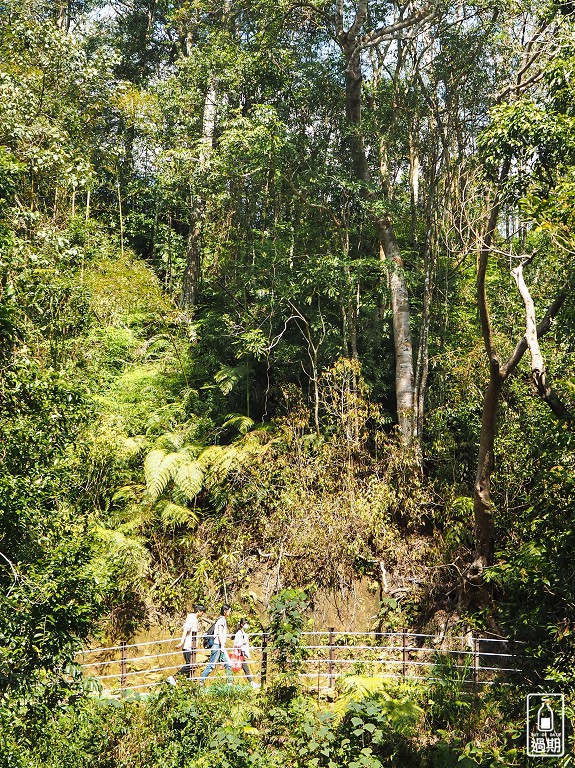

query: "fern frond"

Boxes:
[197, 445, 227, 467]
[144, 449, 167, 499]
[214, 365, 248, 395]
[212, 445, 239, 475]
[142, 334, 172, 360]
[202, 445, 240, 488]
[160, 502, 199, 527]
[174, 460, 204, 499]
[179, 443, 205, 460]
[112, 484, 144, 503]
[154, 432, 185, 452]
[222, 413, 255, 435]
[123, 435, 147, 455]
[144, 449, 188, 500]
[91, 525, 151, 588]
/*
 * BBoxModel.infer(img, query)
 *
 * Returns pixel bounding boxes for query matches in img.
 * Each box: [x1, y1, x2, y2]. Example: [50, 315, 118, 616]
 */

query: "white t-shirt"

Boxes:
[214, 615, 228, 647]
[181, 613, 199, 651]
[233, 628, 250, 659]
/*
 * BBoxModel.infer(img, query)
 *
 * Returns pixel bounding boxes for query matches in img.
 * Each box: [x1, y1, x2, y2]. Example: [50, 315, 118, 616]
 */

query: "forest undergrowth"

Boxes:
[2, 0, 575, 764]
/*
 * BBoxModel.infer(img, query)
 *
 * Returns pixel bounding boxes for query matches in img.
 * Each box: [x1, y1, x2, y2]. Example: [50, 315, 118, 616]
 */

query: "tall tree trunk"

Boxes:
[472, 362, 501, 574]
[180, 213, 201, 309]
[179, 75, 217, 310]
[409, 128, 420, 252]
[414, 229, 434, 442]
[378, 220, 416, 438]
[343, 50, 417, 442]
[472, 161, 568, 578]
[179, 0, 231, 308]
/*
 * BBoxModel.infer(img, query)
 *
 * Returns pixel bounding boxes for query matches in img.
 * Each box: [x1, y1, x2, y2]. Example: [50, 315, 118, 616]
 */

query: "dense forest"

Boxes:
[1, 0, 574, 765]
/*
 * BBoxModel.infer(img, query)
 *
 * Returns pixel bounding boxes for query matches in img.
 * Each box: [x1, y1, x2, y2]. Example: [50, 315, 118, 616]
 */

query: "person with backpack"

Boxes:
[175, 603, 205, 679]
[200, 604, 233, 684]
[233, 618, 258, 688]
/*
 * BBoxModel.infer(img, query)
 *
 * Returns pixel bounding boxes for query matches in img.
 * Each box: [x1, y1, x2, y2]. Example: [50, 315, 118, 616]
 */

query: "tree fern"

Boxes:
[174, 460, 204, 499]
[144, 449, 187, 500]
[160, 502, 199, 527]
[122, 436, 146, 455]
[143, 429, 272, 505]
[214, 364, 248, 395]
[222, 413, 255, 435]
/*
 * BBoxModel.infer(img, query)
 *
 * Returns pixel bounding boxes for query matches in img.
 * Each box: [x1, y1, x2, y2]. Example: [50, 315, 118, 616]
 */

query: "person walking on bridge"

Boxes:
[200, 604, 233, 685]
[233, 618, 258, 688]
[175, 603, 205, 679]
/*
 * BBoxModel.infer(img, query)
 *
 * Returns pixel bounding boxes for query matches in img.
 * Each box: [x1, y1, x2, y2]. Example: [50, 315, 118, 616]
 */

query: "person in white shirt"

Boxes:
[200, 604, 233, 684]
[233, 618, 257, 688]
[175, 603, 205, 678]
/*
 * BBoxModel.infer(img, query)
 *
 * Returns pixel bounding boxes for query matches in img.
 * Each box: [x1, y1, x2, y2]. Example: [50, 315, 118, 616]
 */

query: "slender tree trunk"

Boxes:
[414, 230, 434, 442]
[180, 0, 231, 309]
[56, 1, 71, 32]
[179, 75, 217, 309]
[180, 214, 201, 309]
[512, 261, 573, 421]
[473, 181, 505, 574]
[472, 161, 569, 576]
[472, 362, 501, 573]
[409, 128, 420, 252]
[343, 50, 417, 442]
[179, 91, 213, 309]
[117, 181, 124, 259]
[378, 220, 416, 437]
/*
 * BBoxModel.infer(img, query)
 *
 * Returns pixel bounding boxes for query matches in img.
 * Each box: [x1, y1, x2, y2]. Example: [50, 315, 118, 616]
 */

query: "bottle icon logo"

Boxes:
[537, 701, 553, 732]
[527, 693, 564, 757]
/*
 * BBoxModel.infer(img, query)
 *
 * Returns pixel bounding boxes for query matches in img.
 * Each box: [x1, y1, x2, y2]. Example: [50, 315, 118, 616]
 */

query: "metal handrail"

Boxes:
[79, 628, 521, 694]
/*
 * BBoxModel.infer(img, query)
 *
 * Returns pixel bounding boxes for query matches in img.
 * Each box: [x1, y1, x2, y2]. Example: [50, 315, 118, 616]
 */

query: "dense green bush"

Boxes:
[13, 679, 540, 768]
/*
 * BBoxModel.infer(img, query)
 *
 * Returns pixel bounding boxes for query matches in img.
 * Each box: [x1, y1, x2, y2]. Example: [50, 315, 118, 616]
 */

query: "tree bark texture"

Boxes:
[512, 262, 573, 421]
[474, 169, 569, 572]
[339, 14, 417, 442]
[378, 220, 416, 438]
[473, 163, 509, 572]
[179, 76, 217, 310]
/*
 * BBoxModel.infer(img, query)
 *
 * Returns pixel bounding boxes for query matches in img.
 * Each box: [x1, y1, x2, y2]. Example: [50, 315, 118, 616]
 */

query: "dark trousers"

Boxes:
[183, 649, 193, 678]
[241, 660, 253, 683]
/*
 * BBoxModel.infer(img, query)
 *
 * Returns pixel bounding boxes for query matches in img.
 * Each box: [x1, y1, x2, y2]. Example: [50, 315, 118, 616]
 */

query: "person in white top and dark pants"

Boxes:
[233, 618, 257, 687]
[175, 603, 205, 678]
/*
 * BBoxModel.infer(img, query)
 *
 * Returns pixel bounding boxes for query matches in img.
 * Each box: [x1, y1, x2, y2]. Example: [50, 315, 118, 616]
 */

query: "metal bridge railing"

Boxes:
[75, 629, 520, 695]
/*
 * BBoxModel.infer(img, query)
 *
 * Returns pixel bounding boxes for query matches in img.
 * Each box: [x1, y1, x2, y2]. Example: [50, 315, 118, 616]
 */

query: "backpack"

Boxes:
[203, 622, 216, 649]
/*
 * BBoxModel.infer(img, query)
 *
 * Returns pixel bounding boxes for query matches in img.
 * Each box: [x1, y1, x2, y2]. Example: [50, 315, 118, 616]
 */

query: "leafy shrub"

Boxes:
[294, 690, 423, 768]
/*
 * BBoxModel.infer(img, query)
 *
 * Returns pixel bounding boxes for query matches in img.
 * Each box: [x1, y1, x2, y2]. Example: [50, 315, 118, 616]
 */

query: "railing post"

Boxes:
[120, 640, 127, 689]
[328, 627, 335, 688]
[402, 629, 408, 677]
[190, 631, 197, 680]
[472, 635, 480, 691]
[260, 631, 268, 688]
[511, 638, 520, 677]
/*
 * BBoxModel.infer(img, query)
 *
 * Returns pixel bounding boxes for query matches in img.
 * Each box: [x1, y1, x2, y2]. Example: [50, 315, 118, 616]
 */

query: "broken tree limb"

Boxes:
[512, 260, 573, 421]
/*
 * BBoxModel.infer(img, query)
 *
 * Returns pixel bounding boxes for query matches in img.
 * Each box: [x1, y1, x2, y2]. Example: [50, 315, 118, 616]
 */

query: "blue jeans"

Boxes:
[200, 645, 232, 683]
